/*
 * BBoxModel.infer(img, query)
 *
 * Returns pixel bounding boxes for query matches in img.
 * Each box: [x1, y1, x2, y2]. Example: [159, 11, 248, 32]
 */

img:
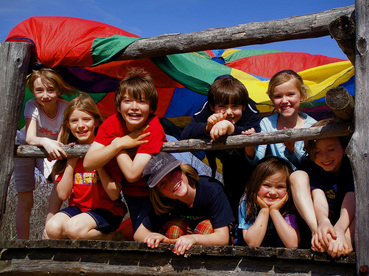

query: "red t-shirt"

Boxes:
[94, 113, 166, 197]
[57, 158, 126, 217]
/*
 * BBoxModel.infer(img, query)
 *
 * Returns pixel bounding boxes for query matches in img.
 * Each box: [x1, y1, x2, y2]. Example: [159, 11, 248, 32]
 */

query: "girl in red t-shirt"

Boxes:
[45, 93, 147, 240]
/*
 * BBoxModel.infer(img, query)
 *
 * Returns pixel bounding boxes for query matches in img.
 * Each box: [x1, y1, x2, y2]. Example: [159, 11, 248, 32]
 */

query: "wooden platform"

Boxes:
[0, 240, 356, 275]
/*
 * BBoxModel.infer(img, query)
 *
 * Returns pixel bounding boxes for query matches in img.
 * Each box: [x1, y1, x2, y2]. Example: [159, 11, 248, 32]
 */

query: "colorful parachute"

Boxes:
[6, 16, 355, 131]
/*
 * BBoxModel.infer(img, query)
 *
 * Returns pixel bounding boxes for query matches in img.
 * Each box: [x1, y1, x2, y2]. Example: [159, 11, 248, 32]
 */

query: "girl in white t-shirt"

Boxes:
[14, 68, 73, 239]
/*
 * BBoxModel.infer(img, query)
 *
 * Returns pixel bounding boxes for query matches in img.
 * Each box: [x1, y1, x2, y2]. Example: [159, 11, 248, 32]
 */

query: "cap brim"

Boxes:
[148, 159, 182, 188]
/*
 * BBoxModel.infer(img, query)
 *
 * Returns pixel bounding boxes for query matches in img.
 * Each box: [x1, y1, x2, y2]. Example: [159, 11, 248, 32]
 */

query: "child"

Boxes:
[244, 70, 316, 170]
[84, 68, 166, 233]
[45, 93, 146, 240]
[134, 152, 234, 255]
[14, 68, 73, 239]
[296, 118, 355, 258]
[238, 156, 300, 248]
[181, 75, 261, 218]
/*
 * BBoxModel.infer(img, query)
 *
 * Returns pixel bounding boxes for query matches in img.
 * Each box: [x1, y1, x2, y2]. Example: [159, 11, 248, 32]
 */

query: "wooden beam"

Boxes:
[345, 0, 369, 271]
[325, 87, 355, 120]
[329, 15, 356, 65]
[15, 122, 354, 158]
[0, 42, 32, 224]
[114, 5, 354, 60]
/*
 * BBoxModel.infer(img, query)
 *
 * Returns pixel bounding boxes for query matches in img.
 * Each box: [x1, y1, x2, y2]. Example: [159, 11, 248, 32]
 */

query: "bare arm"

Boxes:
[25, 118, 66, 159]
[97, 166, 122, 201]
[55, 158, 78, 201]
[116, 152, 153, 182]
[134, 223, 174, 248]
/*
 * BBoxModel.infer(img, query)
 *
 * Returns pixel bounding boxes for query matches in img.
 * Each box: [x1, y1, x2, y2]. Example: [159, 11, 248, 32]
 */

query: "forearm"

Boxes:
[97, 167, 121, 201]
[116, 152, 151, 183]
[55, 166, 74, 201]
[334, 192, 355, 234]
[84, 142, 120, 171]
[243, 208, 269, 247]
[270, 210, 299, 248]
[187, 226, 229, 246]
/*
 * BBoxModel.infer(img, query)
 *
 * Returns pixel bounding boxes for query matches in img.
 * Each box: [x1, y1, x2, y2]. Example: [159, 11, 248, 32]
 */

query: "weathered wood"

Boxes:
[114, 6, 354, 60]
[0, 42, 32, 224]
[329, 15, 356, 65]
[345, 0, 369, 272]
[14, 122, 354, 158]
[0, 240, 356, 275]
[325, 87, 355, 120]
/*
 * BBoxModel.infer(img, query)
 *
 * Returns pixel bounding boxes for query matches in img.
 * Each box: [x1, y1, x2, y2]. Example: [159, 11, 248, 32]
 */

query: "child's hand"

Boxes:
[144, 233, 174, 249]
[241, 128, 256, 135]
[256, 196, 269, 209]
[270, 194, 288, 212]
[42, 139, 67, 160]
[206, 113, 226, 133]
[327, 229, 353, 258]
[209, 120, 234, 140]
[173, 235, 197, 255]
[112, 125, 150, 150]
[316, 219, 336, 249]
[311, 232, 327, 252]
[282, 127, 295, 152]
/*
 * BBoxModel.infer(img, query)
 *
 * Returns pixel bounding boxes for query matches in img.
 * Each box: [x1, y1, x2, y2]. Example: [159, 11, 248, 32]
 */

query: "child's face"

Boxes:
[157, 169, 188, 200]
[314, 137, 344, 173]
[257, 171, 288, 207]
[33, 77, 60, 110]
[213, 104, 244, 125]
[119, 93, 151, 132]
[272, 79, 302, 119]
[67, 109, 98, 144]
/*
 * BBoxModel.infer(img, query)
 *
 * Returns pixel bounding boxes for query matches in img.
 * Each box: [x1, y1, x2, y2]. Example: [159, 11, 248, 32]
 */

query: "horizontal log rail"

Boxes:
[14, 121, 354, 158]
[115, 5, 354, 60]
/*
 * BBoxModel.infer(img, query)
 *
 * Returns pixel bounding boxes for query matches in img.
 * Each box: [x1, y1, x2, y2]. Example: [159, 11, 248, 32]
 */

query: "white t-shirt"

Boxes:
[23, 97, 69, 140]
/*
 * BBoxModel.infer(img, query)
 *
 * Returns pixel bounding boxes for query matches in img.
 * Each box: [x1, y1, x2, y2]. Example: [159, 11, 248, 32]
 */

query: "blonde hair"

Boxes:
[27, 68, 74, 97]
[52, 92, 102, 175]
[267, 70, 309, 102]
[150, 163, 199, 215]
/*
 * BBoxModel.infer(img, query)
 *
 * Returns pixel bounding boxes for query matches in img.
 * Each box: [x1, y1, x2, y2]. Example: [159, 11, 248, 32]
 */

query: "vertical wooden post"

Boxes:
[0, 42, 32, 225]
[346, 0, 369, 272]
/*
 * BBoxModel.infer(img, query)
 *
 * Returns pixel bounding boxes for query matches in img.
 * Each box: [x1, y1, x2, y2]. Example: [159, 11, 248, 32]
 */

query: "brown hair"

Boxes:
[27, 68, 74, 97]
[115, 68, 158, 113]
[267, 70, 309, 101]
[304, 117, 351, 161]
[52, 92, 102, 175]
[150, 163, 199, 215]
[208, 75, 249, 108]
[243, 156, 293, 222]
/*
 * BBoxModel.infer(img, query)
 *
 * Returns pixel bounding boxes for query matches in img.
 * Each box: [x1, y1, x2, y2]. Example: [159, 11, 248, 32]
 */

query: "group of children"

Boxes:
[13, 66, 355, 259]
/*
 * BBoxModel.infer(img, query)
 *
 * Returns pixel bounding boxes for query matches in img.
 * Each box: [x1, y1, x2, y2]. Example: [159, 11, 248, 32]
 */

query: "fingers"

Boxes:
[173, 240, 193, 255]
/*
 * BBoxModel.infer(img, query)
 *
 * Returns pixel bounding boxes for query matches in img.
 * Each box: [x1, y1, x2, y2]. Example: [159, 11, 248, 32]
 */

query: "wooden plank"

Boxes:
[113, 6, 354, 60]
[14, 122, 354, 158]
[325, 87, 355, 120]
[345, 0, 369, 272]
[0, 42, 32, 224]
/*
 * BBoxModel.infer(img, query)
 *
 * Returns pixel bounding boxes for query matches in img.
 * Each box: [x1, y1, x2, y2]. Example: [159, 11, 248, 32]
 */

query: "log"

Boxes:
[345, 0, 369, 271]
[328, 15, 356, 65]
[114, 5, 354, 60]
[0, 42, 32, 224]
[14, 122, 354, 158]
[325, 87, 355, 120]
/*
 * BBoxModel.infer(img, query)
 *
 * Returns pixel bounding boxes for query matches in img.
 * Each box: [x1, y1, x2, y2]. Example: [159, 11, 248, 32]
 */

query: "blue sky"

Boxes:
[0, 0, 354, 59]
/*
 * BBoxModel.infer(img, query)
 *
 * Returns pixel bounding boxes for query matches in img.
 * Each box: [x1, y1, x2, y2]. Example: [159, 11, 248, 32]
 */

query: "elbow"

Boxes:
[83, 158, 95, 172]
[125, 174, 141, 183]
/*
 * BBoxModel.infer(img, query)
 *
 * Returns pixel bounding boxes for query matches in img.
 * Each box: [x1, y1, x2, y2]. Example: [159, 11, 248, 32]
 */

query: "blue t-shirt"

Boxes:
[142, 176, 235, 232]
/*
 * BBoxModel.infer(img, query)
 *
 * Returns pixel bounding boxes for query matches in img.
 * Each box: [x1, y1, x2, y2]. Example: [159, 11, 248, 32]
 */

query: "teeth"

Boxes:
[173, 181, 181, 191]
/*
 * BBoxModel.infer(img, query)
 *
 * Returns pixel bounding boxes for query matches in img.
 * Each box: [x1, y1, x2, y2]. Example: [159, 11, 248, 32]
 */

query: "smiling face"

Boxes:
[33, 77, 60, 112]
[67, 109, 98, 144]
[157, 169, 189, 200]
[314, 137, 344, 174]
[257, 171, 288, 207]
[213, 103, 245, 125]
[119, 92, 151, 132]
[271, 79, 302, 119]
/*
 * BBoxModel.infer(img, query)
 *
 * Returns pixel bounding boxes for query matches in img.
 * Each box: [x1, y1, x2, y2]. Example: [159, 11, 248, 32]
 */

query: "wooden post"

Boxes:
[0, 42, 32, 225]
[345, 0, 369, 271]
[325, 87, 355, 121]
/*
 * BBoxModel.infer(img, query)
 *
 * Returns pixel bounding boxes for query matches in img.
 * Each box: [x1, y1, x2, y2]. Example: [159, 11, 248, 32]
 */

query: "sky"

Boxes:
[0, 0, 355, 59]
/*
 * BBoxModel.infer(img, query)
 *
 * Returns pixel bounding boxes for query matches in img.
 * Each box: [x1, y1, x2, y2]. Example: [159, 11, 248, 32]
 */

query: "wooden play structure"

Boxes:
[0, 1, 368, 275]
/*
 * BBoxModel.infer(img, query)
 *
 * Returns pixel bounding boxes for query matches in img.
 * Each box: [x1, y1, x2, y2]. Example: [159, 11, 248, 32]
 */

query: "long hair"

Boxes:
[52, 92, 102, 175]
[150, 163, 199, 215]
[243, 156, 293, 222]
[115, 68, 158, 113]
[266, 70, 309, 102]
[27, 68, 74, 97]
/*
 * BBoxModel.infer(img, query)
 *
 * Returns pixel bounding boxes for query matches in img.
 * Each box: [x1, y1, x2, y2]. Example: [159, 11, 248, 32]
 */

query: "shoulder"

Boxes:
[198, 176, 224, 192]
[146, 115, 165, 132]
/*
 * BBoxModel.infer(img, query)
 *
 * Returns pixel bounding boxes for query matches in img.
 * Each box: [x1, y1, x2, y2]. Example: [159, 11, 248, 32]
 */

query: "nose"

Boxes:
[76, 119, 85, 128]
[281, 96, 288, 103]
[131, 101, 138, 109]
[225, 107, 232, 115]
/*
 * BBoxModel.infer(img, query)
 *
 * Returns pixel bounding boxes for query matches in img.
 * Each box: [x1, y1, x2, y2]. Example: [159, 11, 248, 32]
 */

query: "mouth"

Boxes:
[172, 181, 182, 192]
[76, 130, 89, 137]
[128, 113, 142, 120]
[321, 160, 334, 166]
